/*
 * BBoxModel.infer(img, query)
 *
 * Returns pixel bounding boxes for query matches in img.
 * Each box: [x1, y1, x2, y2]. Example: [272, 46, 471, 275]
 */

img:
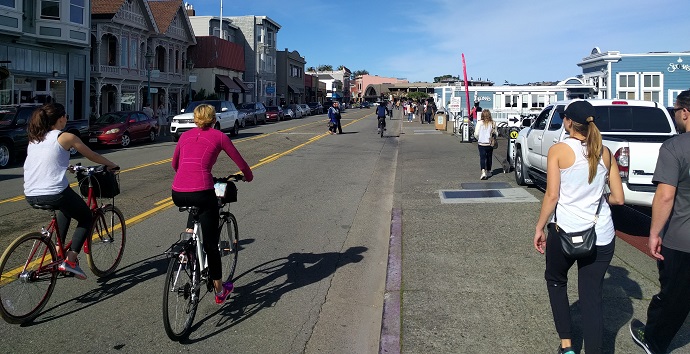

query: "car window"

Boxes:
[548, 106, 565, 131]
[533, 106, 552, 130]
[16, 107, 35, 124]
[593, 106, 673, 133]
[138, 113, 149, 122]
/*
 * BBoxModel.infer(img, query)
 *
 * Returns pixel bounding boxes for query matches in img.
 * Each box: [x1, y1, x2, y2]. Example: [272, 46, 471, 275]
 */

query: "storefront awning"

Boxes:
[216, 75, 242, 93]
[288, 84, 304, 93]
[233, 77, 250, 92]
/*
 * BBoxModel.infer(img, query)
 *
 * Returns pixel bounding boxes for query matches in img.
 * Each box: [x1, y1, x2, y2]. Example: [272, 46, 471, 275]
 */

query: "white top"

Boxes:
[24, 130, 70, 196]
[474, 120, 496, 146]
[553, 138, 614, 246]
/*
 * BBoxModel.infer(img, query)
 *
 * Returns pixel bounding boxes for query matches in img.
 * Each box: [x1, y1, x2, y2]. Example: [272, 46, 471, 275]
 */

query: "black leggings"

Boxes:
[478, 145, 494, 171]
[26, 187, 92, 254]
[171, 189, 223, 281]
[545, 229, 614, 354]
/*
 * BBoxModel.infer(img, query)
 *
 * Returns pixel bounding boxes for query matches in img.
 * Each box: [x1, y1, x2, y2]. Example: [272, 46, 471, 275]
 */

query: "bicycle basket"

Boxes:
[77, 169, 120, 198]
[214, 181, 237, 203]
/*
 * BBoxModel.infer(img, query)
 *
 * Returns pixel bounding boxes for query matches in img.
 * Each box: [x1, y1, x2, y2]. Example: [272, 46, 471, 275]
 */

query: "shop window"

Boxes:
[41, 0, 60, 20]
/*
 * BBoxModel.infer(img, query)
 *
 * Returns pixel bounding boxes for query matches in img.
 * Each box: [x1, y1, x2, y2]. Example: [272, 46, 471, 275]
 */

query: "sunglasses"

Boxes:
[673, 107, 685, 115]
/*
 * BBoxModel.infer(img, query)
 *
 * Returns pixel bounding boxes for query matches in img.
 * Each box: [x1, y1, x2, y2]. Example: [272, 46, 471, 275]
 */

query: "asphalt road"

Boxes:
[0, 107, 392, 353]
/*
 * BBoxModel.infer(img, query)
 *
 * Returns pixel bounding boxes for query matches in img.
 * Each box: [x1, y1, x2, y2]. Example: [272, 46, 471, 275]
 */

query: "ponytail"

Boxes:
[571, 117, 602, 184]
[28, 103, 65, 143]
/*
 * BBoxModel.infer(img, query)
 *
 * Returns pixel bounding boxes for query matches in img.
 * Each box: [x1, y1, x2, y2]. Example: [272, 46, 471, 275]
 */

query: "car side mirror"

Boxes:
[521, 118, 531, 127]
[221, 107, 228, 112]
[15, 118, 26, 125]
[180, 109, 185, 113]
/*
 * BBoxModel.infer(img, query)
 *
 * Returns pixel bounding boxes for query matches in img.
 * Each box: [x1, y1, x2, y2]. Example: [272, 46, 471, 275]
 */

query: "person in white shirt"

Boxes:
[473, 109, 497, 179]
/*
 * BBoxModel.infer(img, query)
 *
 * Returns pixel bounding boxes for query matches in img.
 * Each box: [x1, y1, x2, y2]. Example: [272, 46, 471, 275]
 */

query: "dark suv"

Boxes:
[237, 102, 267, 125]
[307, 102, 324, 114]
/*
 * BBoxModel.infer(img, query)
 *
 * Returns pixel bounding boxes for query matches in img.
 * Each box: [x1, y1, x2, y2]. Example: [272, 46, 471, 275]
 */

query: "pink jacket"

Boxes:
[172, 127, 253, 192]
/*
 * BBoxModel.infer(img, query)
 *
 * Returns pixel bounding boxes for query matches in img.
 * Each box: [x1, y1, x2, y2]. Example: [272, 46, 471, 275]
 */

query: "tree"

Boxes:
[352, 69, 369, 77]
[433, 74, 460, 83]
[407, 91, 429, 101]
[317, 65, 333, 71]
[306, 66, 316, 72]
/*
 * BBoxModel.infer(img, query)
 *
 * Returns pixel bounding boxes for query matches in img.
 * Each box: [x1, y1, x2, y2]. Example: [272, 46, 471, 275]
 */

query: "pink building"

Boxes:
[351, 75, 409, 102]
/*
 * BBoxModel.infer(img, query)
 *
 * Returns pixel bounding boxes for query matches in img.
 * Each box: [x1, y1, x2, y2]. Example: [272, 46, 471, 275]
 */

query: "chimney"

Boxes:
[185, 3, 195, 17]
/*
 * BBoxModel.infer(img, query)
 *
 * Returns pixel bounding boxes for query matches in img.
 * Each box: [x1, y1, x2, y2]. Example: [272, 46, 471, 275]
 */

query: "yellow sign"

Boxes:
[510, 131, 519, 139]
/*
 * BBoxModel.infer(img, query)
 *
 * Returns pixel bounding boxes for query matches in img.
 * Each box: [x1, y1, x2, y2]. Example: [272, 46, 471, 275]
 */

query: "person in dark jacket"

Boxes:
[327, 102, 340, 135]
[376, 104, 387, 134]
[425, 100, 436, 124]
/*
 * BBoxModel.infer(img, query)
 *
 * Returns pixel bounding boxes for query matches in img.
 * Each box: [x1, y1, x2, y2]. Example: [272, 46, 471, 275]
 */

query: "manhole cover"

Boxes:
[442, 190, 503, 199]
[461, 182, 512, 189]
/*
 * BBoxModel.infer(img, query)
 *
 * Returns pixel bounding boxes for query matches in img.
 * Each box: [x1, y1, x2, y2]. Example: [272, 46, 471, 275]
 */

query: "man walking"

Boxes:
[334, 101, 343, 134]
[630, 89, 690, 354]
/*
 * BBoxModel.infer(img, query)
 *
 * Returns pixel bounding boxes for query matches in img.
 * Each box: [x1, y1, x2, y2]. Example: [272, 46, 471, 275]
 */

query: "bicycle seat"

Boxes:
[31, 204, 57, 211]
[178, 206, 201, 218]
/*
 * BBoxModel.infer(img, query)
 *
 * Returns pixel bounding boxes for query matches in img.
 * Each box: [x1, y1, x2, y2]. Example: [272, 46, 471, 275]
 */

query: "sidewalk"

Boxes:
[383, 113, 690, 353]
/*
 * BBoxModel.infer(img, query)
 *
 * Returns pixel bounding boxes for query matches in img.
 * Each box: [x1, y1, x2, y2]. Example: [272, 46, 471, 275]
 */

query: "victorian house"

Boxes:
[0, 0, 92, 121]
[90, 0, 195, 117]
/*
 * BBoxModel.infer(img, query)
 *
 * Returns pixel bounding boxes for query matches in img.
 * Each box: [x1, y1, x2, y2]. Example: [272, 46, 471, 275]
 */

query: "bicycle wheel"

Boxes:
[86, 205, 126, 277]
[0, 232, 58, 324]
[162, 247, 200, 341]
[218, 212, 239, 282]
[380, 124, 384, 138]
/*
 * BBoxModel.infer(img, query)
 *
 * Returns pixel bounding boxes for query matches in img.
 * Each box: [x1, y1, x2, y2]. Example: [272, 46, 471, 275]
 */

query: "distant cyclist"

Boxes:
[171, 103, 253, 304]
[376, 103, 387, 134]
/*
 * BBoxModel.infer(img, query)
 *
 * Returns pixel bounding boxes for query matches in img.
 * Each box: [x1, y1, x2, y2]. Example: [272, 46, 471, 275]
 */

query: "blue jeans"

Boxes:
[407, 113, 414, 121]
[26, 187, 92, 253]
[477, 145, 494, 171]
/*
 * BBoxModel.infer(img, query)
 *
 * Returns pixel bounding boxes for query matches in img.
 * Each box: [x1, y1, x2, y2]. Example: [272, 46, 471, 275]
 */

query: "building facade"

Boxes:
[0, 0, 92, 121]
[276, 49, 305, 105]
[307, 67, 351, 103]
[226, 15, 280, 105]
[578, 47, 690, 106]
[352, 75, 409, 102]
[90, 0, 196, 117]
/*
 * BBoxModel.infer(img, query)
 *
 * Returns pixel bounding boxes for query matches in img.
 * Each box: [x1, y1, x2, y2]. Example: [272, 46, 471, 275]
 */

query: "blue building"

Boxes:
[577, 47, 690, 106]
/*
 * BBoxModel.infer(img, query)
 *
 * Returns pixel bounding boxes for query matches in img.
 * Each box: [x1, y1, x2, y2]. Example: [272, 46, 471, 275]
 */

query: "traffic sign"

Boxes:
[188, 75, 197, 83]
[448, 97, 462, 113]
[266, 86, 275, 94]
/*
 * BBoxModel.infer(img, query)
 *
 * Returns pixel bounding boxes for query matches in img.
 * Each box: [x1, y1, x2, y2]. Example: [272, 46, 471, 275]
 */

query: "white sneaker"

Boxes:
[480, 170, 487, 180]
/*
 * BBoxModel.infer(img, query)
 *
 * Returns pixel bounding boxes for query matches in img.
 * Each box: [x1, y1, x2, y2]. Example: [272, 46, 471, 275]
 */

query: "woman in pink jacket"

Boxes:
[171, 104, 253, 304]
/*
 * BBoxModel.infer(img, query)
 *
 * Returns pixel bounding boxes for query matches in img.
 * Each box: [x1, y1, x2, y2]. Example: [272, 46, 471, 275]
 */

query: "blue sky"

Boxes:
[191, 0, 690, 84]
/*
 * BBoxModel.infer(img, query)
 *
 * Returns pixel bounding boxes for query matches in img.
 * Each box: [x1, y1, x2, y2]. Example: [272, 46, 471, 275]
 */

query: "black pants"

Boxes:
[478, 145, 494, 171]
[545, 230, 615, 354]
[171, 189, 223, 281]
[645, 246, 690, 354]
[425, 112, 432, 124]
[26, 187, 92, 254]
[336, 118, 343, 134]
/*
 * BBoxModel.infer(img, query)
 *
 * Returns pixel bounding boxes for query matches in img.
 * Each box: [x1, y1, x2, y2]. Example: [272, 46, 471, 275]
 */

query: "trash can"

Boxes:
[435, 112, 447, 131]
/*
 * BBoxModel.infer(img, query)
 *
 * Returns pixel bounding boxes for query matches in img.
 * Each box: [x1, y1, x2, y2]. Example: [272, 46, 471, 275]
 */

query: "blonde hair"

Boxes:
[570, 118, 603, 184]
[193, 104, 216, 128]
[480, 109, 493, 123]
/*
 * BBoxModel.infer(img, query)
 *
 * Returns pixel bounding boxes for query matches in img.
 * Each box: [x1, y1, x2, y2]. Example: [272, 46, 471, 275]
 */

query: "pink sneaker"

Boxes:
[214, 282, 234, 304]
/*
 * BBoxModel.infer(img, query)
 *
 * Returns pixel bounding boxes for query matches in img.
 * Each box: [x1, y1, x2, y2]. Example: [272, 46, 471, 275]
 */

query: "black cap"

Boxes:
[564, 100, 595, 125]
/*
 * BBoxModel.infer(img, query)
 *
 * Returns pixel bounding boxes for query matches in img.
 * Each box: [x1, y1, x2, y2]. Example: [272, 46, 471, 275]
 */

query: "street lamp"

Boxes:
[145, 50, 154, 106]
[186, 58, 194, 103]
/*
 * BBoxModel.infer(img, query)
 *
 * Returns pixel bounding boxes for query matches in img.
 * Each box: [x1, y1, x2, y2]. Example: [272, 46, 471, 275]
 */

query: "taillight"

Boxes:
[612, 101, 629, 105]
[614, 147, 629, 180]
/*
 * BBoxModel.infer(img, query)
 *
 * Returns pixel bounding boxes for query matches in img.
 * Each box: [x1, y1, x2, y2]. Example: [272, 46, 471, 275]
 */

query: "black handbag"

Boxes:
[549, 194, 604, 259]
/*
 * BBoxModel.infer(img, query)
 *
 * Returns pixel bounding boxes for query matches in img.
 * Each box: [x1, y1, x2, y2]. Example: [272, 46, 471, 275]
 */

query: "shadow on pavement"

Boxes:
[21, 255, 169, 326]
[180, 246, 367, 344]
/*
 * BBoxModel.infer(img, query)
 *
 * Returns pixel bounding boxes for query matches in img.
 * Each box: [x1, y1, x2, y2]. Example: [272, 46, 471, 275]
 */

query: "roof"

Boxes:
[92, 0, 125, 15]
[147, 0, 182, 34]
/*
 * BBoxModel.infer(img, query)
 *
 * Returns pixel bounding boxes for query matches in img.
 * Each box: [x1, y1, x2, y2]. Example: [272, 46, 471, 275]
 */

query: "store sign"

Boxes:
[448, 97, 463, 113]
[667, 62, 690, 73]
[476, 96, 491, 101]
[149, 88, 158, 93]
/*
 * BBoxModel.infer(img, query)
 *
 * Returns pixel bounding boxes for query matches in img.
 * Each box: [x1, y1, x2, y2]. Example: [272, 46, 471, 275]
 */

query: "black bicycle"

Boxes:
[162, 174, 242, 341]
[378, 117, 386, 138]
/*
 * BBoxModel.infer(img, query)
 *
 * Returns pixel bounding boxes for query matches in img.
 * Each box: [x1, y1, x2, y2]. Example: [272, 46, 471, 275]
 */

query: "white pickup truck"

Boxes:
[513, 99, 677, 207]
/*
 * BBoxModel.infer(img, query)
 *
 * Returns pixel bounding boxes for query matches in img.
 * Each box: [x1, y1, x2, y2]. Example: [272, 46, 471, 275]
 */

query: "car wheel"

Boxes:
[121, 133, 131, 148]
[260, 114, 266, 124]
[230, 122, 239, 137]
[515, 150, 527, 186]
[149, 130, 156, 142]
[0, 142, 12, 168]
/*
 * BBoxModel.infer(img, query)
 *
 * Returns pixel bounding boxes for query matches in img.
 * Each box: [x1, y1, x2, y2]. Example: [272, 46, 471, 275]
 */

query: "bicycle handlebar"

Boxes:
[213, 173, 245, 183]
[69, 163, 120, 174]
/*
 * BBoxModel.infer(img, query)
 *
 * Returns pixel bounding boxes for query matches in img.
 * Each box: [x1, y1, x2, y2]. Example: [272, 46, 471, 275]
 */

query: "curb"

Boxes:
[379, 208, 402, 354]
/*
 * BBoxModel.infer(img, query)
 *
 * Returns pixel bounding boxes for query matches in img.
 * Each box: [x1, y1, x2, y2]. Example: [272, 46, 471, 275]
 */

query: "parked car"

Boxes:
[283, 107, 296, 119]
[87, 111, 157, 148]
[0, 104, 89, 168]
[237, 102, 267, 125]
[359, 101, 371, 109]
[237, 110, 249, 128]
[298, 104, 312, 116]
[287, 104, 303, 118]
[307, 102, 324, 114]
[265, 106, 284, 122]
[322, 101, 335, 111]
[513, 99, 678, 207]
[170, 100, 239, 142]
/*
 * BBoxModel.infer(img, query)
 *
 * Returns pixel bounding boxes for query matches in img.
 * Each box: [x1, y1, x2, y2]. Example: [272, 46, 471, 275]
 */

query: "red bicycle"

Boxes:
[0, 165, 126, 324]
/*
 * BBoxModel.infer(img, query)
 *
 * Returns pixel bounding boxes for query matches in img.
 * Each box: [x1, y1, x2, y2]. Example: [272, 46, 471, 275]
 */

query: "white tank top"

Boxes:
[553, 138, 615, 246]
[24, 130, 70, 196]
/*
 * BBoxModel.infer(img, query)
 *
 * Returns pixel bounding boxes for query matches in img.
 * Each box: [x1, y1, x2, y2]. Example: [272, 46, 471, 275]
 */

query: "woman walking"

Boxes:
[533, 101, 624, 354]
[473, 109, 497, 179]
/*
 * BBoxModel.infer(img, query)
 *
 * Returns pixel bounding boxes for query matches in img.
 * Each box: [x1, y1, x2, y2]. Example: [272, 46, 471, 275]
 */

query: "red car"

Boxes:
[265, 106, 285, 121]
[86, 111, 158, 147]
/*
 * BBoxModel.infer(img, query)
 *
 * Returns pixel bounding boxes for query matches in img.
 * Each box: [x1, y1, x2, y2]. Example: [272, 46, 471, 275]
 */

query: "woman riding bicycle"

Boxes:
[171, 103, 253, 304]
[23, 103, 119, 280]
